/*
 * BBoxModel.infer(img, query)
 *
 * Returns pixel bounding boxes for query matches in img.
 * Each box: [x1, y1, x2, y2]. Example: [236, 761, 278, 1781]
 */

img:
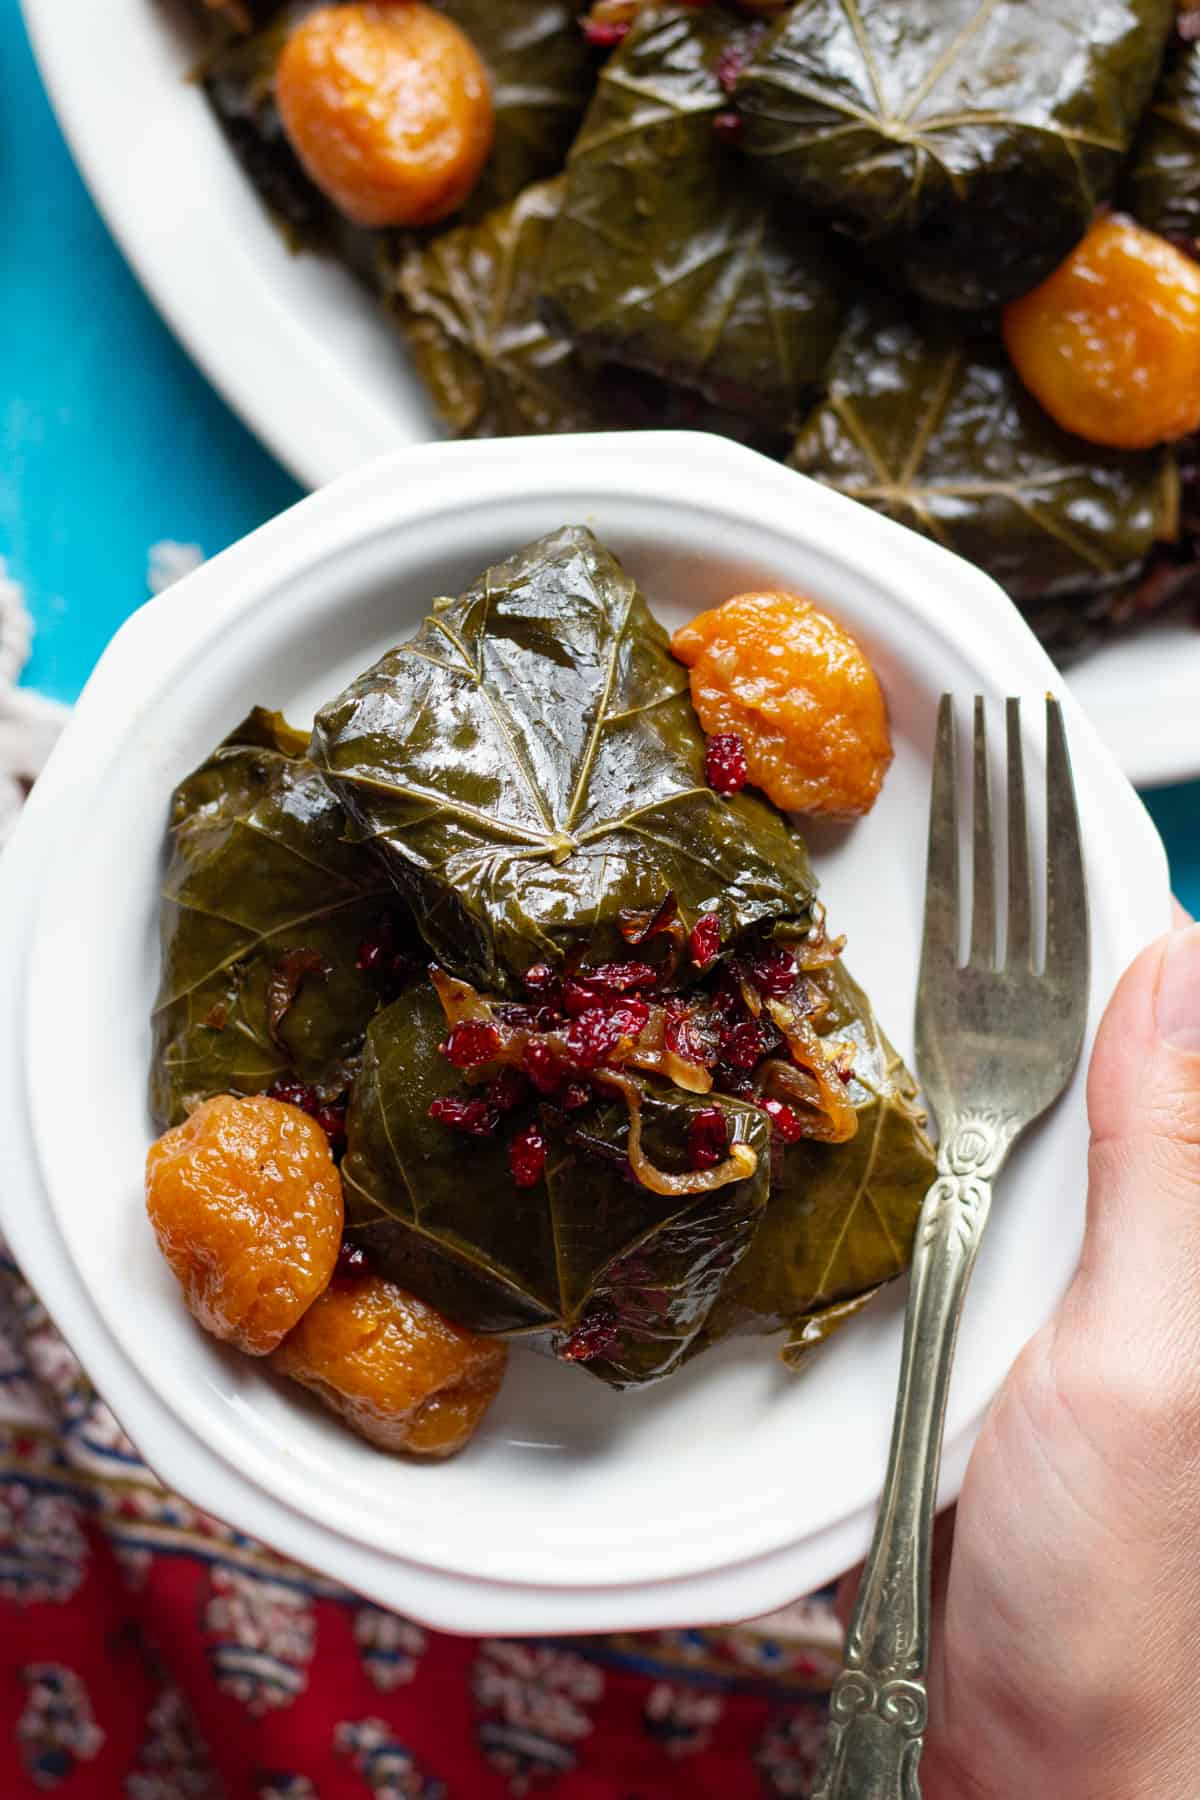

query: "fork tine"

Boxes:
[1005, 699, 1032, 969]
[1044, 697, 1088, 990]
[921, 695, 960, 975]
[969, 698, 996, 969]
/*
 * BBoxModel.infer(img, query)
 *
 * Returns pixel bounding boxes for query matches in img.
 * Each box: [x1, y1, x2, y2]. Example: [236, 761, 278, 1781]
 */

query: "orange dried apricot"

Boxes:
[1002, 215, 1200, 450]
[145, 1094, 343, 1355]
[276, 1, 494, 229]
[272, 1273, 508, 1457]
[671, 589, 892, 817]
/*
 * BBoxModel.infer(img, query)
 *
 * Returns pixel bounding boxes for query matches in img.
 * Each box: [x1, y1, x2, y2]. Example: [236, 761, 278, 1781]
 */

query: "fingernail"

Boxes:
[1156, 926, 1200, 1050]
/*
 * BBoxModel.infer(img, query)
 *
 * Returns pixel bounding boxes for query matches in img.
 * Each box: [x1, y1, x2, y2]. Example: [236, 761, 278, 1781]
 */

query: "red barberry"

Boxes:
[560, 1302, 620, 1363]
[722, 1017, 770, 1069]
[442, 1020, 501, 1069]
[268, 1077, 320, 1113]
[582, 17, 628, 45]
[487, 1067, 528, 1112]
[688, 1106, 730, 1169]
[712, 109, 743, 143]
[705, 733, 749, 795]
[332, 1240, 370, 1285]
[566, 1000, 649, 1069]
[509, 1123, 549, 1189]
[522, 1039, 563, 1094]
[315, 1101, 348, 1153]
[428, 1096, 499, 1137]
[663, 1000, 718, 1069]
[561, 1082, 593, 1112]
[589, 960, 657, 992]
[690, 913, 721, 968]
[523, 963, 558, 996]
[714, 1068, 755, 1098]
[759, 1097, 806, 1144]
[750, 946, 800, 996]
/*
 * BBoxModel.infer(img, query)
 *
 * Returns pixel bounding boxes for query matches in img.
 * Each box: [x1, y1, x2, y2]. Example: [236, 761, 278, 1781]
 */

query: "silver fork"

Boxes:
[811, 694, 1090, 1800]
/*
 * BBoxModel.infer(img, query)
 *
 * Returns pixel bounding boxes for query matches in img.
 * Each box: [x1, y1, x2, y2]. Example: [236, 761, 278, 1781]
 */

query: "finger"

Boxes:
[1078, 925, 1200, 1341]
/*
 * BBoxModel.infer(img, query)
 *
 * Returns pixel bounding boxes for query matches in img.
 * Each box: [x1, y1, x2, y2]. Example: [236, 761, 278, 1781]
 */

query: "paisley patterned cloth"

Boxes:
[0, 565, 843, 1797]
[0, 1240, 843, 1798]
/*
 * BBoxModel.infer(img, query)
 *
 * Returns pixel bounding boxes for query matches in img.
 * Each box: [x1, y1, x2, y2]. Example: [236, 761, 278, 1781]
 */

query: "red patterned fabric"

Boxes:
[0, 1242, 841, 1798]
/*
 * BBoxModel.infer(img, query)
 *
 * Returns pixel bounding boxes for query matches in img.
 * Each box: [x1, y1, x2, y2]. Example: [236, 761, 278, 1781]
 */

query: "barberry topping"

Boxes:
[705, 733, 749, 795]
[560, 1302, 620, 1363]
[522, 1038, 564, 1094]
[712, 109, 743, 143]
[690, 912, 721, 968]
[442, 1020, 501, 1069]
[268, 1077, 320, 1113]
[566, 999, 650, 1069]
[759, 1097, 806, 1144]
[721, 1017, 770, 1069]
[688, 1106, 730, 1170]
[428, 1096, 499, 1137]
[332, 1240, 370, 1285]
[582, 16, 628, 44]
[509, 1123, 549, 1189]
[750, 945, 800, 996]
[523, 963, 558, 996]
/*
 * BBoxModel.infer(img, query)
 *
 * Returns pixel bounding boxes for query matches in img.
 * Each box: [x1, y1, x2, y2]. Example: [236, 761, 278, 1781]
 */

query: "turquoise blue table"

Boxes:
[4, 8, 1197, 910]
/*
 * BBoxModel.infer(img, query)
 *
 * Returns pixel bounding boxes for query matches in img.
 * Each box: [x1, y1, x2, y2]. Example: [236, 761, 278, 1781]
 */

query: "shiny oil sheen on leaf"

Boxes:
[734, 0, 1172, 309]
[311, 526, 818, 993]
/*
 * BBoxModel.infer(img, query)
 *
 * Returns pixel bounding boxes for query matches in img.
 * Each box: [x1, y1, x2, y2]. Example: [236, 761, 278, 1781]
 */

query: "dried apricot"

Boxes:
[1002, 215, 1200, 449]
[145, 1094, 343, 1355]
[272, 1273, 508, 1457]
[671, 589, 892, 817]
[276, 1, 494, 229]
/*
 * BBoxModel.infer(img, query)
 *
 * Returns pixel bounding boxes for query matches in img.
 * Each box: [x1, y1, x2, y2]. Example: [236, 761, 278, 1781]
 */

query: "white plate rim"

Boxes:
[0, 431, 1173, 1631]
[19, 0, 1200, 790]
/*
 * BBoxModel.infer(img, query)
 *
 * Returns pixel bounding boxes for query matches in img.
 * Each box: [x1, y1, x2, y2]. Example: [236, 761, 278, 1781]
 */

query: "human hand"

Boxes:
[878, 921, 1200, 1799]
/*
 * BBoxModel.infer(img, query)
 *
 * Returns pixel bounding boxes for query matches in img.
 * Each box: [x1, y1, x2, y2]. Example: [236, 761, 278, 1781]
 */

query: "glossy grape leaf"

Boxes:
[389, 179, 603, 438]
[311, 527, 818, 993]
[342, 981, 772, 1386]
[789, 303, 1178, 605]
[1125, 40, 1200, 237]
[697, 961, 935, 1366]
[202, 0, 597, 269]
[150, 709, 398, 1128]
[734, 0, 1172, 309]
[539, 6, 847, 424]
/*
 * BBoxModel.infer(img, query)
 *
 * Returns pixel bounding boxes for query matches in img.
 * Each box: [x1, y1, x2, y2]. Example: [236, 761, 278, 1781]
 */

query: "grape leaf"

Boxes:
[150, 709, 398, 1127]
[539, 5, 847, 424]
[734, 0, 1173, 309]
[697, 962, 935, 1366]
[1125, 39, 1200, 238]
[789, 303, 1178, 605]
[202, 0, 598, 267]
[312, 526, 818, 993]
[342, 981, 772, 1388]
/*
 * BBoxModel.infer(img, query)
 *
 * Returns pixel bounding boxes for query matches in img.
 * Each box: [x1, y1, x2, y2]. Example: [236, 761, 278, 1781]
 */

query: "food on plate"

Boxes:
[1003, 215, 1200, 450]
[733, 0, 1173, 312]
[145, 527, 936, 1448]
[149, 706, 407, 1131]
[790, 302, 1178, 643]
[1126, 37, 1200, 237]
[181, 0, 1200, 655]
[272, 1271, 508, 1455]
[275, 2, 494, 228]
[670, 589, 892, 817]
[537, 7, 847, 422]
[145, 1093, 343, 1353]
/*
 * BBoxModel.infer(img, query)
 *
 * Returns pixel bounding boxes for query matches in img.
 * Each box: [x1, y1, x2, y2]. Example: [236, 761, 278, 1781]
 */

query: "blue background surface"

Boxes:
[3, 4, 1197, 911]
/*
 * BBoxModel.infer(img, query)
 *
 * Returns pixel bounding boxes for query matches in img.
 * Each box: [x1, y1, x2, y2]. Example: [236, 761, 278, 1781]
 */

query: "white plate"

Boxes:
[0, 433, 1171, 1632]
[20, 0, 1200, 789]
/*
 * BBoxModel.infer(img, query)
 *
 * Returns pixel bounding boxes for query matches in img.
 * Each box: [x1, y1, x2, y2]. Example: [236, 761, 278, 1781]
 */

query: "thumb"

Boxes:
[1079, 924, 1200, 1338]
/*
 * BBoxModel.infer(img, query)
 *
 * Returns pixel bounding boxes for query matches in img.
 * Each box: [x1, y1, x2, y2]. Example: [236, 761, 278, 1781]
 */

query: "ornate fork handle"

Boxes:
[810, 1110, 1019, 1800]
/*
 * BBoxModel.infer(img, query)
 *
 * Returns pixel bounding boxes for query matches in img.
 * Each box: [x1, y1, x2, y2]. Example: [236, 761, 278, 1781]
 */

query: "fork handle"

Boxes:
[810, 1112, 1015, 1800]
